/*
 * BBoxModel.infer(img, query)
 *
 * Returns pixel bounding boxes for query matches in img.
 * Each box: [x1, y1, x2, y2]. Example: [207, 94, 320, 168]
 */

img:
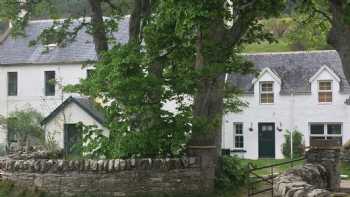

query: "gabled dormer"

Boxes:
[252, 68, 281, 104]
[309, 65, 340, 104]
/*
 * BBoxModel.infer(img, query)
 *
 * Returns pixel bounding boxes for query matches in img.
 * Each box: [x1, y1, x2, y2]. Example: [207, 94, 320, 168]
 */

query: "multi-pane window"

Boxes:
[233, 123, 244, 149]
[260, 82, 274, 104]
[310, 123, 342, 145]
[7, 72, 17, 96]
[45, 71, 56, 96]
[318, 81, 332, 103]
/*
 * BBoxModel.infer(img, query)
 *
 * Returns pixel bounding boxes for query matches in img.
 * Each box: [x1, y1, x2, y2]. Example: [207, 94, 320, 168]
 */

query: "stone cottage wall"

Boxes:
[0, 157, 212, 197]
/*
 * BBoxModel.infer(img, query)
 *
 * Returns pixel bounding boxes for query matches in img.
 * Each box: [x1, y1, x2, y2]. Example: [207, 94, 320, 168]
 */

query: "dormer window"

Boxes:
[260, 81, 274, 104]
[318, 81, 332, 103]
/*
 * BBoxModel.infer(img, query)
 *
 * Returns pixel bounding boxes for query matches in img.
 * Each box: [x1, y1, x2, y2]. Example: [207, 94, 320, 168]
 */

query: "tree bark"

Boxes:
[328, 0, 350, 81]
[129, 0, 151, 43]
[88, 0, 109, 58]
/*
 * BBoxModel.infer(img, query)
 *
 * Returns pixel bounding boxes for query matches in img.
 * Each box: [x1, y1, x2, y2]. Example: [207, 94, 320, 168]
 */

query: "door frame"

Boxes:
[258, 122, 276, 158]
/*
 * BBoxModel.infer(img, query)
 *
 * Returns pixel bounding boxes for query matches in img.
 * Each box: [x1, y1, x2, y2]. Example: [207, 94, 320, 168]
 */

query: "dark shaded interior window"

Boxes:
[45, 71, 56, 96]
[87, 69, 95, 79]
[310, 124, 324, 135]
[327, 124, 341, 134]
[7, 72, 17, 96]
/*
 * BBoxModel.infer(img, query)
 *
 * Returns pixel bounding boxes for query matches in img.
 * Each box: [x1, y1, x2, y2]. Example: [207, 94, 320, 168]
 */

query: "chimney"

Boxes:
[0, 20, 12, 44]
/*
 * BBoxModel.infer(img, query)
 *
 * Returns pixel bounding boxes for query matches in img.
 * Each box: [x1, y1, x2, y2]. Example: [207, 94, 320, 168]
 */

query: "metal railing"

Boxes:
[247, 157, 305, 197]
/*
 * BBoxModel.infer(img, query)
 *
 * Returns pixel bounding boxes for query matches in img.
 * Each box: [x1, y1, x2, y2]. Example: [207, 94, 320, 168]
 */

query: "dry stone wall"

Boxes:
[0, 157, 211, 197]
[274, 148, 340, 197]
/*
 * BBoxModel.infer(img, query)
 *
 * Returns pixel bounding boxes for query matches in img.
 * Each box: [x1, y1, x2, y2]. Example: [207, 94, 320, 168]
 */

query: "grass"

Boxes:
[240, 158, 304, 176]
[243, 39, 292, 53]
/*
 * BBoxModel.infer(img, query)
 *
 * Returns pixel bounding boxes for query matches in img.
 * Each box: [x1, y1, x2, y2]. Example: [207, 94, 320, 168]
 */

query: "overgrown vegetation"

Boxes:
[216, 156, 249, 196]
[7, 108, 44, 150]
[0, 181, 51, 197]
[244, 17, 331, 53]
[282, 130, 305, 159]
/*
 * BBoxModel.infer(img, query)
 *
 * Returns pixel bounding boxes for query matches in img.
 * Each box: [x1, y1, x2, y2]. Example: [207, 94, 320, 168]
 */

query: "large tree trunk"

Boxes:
[328, 0, 350, 81]
[88, 0, 109, 58]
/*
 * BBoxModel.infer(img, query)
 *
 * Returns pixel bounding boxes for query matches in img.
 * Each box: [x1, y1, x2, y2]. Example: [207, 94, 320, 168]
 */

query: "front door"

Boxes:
[64, 124, 82, 156]
[258, 123, 275, 158]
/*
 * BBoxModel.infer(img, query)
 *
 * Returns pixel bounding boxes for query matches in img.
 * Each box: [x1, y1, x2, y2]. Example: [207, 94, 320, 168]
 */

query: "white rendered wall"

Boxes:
[0, 63, 91, 146]
[222, 68, 350, 159]
[43, 102, 108, 149]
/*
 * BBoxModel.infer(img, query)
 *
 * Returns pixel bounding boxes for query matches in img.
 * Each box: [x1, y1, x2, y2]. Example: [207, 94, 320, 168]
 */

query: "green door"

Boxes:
[64, 124, 82, 156]
[258, 123, 275, 158]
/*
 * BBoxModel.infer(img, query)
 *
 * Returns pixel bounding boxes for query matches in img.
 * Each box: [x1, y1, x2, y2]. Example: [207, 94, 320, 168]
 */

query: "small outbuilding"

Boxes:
[41, 96, 108, 154]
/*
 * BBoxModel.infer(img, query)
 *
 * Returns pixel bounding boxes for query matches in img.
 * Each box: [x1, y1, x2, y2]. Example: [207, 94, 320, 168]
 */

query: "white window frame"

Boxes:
[233, 122, 244, 149]
[318, 80, 332, 104]
[309, 122, 342, 142]
[259, 81, 274, 104]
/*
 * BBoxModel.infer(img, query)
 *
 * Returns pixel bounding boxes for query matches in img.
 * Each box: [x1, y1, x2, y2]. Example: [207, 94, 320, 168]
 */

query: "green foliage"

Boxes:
[286, 14, 331, 51]
[7, 108, 44, 147]
[215, 156, 249, 195]
[262, 17, 293, 39]
[282, 130, 305, 159]
[0, 181, 52, 197]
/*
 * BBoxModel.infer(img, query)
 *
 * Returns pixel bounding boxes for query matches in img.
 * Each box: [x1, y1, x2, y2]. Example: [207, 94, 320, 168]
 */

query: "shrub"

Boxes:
[7, 108, 44, 150]
[287, 15, 331, 51]
[282, 130, 305, 159]
[262, 18, 293, 38]
[215, 156, 249, 195]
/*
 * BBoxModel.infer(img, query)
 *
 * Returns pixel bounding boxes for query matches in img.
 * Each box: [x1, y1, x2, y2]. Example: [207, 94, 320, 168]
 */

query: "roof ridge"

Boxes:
[242, 50, 337, 56]
[28, 15, 131, 24]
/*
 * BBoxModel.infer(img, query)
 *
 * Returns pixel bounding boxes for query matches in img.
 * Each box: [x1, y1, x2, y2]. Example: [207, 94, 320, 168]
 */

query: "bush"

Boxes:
[282, 130, 305, 159]
[287, 15, 331, 51]
[7, 108, 44, 150]
[215, 156, 249, 195]
[262, 17, 293, 38]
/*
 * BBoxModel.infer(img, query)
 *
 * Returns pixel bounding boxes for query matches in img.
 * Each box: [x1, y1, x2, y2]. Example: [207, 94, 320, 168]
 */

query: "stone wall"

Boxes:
[274, 148, 340, 197]
[0, 157, 212, 196]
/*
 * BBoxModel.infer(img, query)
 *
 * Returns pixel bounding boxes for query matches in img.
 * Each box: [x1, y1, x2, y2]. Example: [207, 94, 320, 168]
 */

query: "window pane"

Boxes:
[327, 124, 341, 135]
[260, 93, 274, 104]
[261, 82, 273, 92]
[319, 92, 332, 102]
[235, 123, 243, 134]
[8, 72, 17, 96]
[319, 81, 331, 91]
[310, 124, 324, 135]
[235, 136, 244, 148]
[45, 71, 56, 96]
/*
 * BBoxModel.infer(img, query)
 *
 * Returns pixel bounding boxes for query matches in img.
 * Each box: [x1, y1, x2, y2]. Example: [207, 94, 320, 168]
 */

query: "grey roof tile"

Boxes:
[227, 50, 350, 94]
[0, 17, 129, 65]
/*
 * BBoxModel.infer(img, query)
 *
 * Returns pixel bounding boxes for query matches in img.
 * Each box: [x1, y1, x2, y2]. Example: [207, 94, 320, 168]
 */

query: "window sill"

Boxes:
[318, 102, 332, 105]
[259, 103, 275, 105]
[231, 149, 247, 153]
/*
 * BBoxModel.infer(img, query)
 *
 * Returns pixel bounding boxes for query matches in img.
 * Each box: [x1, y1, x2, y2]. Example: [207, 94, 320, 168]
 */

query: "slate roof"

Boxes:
[0, 17, 129, 65]
[41, 96, 106, 125]
[227, 50, 350, 94]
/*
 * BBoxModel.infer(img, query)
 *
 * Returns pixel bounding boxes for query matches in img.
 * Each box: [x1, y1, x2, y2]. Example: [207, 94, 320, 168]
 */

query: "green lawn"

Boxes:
[243, 39, 292, 53]
[240, 158, 304, 176]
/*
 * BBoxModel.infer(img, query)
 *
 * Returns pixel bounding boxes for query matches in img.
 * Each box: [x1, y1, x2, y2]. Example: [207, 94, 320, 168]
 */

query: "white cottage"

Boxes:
[222, 51, 350, 159]
[2, 18, 350, 160]
[0, 18, 129, 152]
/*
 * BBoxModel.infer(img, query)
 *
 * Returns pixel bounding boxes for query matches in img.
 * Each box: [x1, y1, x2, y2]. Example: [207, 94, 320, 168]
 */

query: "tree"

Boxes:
[293, 0, 350, 81]
[7, 108, 44, 149]
[0, 0, 285, 161]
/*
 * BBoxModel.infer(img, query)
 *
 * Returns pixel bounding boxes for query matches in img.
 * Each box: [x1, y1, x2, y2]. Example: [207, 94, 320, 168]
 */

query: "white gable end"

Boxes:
[252, 67, 281, 85]
[309, 65, 340, 83]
